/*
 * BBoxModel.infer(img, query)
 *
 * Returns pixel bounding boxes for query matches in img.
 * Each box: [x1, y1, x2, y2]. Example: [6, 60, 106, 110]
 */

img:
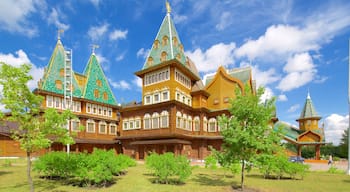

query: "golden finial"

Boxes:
[57, 29, 64, 40]
[91, 44, 99, 54]
[166, 0, 171, 14]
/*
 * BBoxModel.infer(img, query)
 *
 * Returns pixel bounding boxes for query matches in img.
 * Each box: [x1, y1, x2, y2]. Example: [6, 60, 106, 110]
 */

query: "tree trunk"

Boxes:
[241, 161, 245, 191]
[27, 151, 34, 192]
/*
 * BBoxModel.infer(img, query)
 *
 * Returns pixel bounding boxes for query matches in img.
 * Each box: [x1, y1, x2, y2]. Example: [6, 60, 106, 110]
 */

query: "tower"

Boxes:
[296, 92, 321, 131]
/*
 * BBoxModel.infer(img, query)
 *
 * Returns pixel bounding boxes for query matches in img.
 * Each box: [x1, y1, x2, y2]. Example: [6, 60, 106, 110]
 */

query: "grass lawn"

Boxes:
[1, 159, 350, 192]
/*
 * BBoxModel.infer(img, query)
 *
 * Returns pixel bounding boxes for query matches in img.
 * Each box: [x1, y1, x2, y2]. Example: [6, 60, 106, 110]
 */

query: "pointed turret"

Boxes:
[296, 92, 321, 131]
[82, 53, 117, 105]
[38, 39, 82, 97]
[142, 1, 186, 70]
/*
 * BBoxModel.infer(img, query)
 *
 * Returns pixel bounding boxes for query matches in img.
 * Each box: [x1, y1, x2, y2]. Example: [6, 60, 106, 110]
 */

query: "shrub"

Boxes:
[327, 166, 344, 174]
[145, 152, 192, 184]
[204, 154, 218, 169]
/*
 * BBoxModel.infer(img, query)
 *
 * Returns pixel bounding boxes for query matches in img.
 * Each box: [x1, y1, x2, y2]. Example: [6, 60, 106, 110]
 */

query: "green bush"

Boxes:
[256, 154, 309, 180]
[204, 154, 218, 169]
[327, 166, 344, 174]
[34, 149, 136, 187]
[145, 152, 192, 184]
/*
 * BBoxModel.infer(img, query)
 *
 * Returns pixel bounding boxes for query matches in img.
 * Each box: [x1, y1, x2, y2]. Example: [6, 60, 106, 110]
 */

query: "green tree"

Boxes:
[218, 85, 282, 190]
[0, 62, 76, 192]
[338, 129, 349, 158]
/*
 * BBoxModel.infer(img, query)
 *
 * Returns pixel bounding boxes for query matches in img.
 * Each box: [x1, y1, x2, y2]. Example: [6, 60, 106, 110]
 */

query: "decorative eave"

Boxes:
[296, 116, 322, 122]
[204, 66, 245, 92]
[135, 59, 200, 81]
[191, 89, 210, 97]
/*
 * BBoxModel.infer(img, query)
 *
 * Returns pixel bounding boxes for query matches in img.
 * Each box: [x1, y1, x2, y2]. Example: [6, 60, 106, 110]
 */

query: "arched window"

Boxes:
[188, 116, 193, 131]
[96, 79, 102, 87]
[176, 53, 181, 61]
[59, 68, 64, 77]
[182, 114, 187, 129]
[144, 113, 151, 129]
[160, 110, 169, 128]
[86, 119, 95, 133]
[99, 121, 107, 134]
[173, 37, 178, 46]
[154, 40, 160, 49]
[194, 116, 200, 131]
[94, 89, 99, 98]
[55, 80, 62, 90]
[147, 57, 154, 66]
[176, 111, 182, 128]
[209, 118, 217, 132]
[161, 51, 167, 62]
[103, 92, 108, 100]
[162, 36, 168, 46]
[129, 118, 134, 129]
[71, 119, 80, 132]
[203, 117, 208, 132]
[152, 112, 159, 129]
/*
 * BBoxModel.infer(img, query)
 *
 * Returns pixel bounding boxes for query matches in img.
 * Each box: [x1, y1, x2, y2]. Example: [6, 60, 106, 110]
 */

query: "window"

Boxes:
[92, 104, 97, 114]
[162, 91, 169, 101]
[86, 103, 91, 113]
[213, 98, 219, 105]
[145, 95, 152, 105]
[144, 114, 151, 129]
[162, 36, 168, 46]
[99, 121, 107, 134]
[194, 116, 200, 131]
[188, 116, 193, 131]
[103, 92, 108, 100]
[71, 119, 80, 132]
[161, 51, 167, 62]
[135, 118, 141, 129]
[75, 101, 81, 112]
[46, 96, 53, 107]
[160, 111, 169, 128]
[182, 114, 187, 129]
[96, 79, 102, 87]
[123, 119, 128, 130]
[152, 113, 159, 129]
[87, 119, 95, 133]
[147, 57, 154, 66]
[108, 108, 112, 117]
[176, 112, 182, 128]
[173, 37, 178, 46]
[59, 68, 64, 77]
[175, 69, 191, 89]
[307, 120, 311, 126]
[154, 93, 160, 103]
[129, 118, 134, 129]
[203, 117, 208, 132]
[54, 97, 61, 109]
[55, 80, 62, 90]
[94, 89, 100, 98]
[98, 106, 102, 115]
[109, 124, 117, 135]
[223, 97, 229, 103]
[154, 40, 159, 49]
[208, 118, 216, 132]
[103, 107, 107, 116]
[144, 68, 170, 86]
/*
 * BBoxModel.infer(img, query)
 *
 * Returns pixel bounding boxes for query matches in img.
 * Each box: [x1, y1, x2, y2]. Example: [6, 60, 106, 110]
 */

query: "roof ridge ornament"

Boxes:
[91, 44, 99, 55]
[57, 29, 64, 40]
[166, 0, 171, 14]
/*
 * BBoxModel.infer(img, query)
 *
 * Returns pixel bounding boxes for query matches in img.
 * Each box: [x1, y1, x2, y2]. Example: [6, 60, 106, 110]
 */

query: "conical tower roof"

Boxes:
[82, 54, 117, 105]
[297, 92, 321, 120]
[39, 39, 82, 97]
[142, 2, 187, 70]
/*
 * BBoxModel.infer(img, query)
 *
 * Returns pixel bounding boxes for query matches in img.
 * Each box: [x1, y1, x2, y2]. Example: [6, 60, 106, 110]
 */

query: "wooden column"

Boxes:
[297, 145, 302, 157]
[315, 144, 321, 160]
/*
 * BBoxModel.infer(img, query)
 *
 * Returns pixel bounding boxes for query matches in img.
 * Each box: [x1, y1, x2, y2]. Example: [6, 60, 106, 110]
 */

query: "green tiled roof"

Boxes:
[142, 12, 186, 70]
[39, 40, 82, 97]
[298, 93, 320, 120]
[82, 54, 117, 105]
[274, 121, 302, 141]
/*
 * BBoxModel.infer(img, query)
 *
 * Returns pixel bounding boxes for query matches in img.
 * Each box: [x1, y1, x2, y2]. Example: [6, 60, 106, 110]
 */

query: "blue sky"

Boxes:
[0, 0, 349, 145]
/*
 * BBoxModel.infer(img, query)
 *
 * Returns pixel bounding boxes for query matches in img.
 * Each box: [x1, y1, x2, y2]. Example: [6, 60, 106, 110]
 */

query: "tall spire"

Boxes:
[57, 29, 64, 40]
[142, 1, 186, 70]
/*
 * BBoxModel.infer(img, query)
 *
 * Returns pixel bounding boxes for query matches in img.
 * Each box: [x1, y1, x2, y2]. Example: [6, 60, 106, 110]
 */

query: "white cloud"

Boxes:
[0, 0, 44, 36]
[173, 13, 187, 24]
[260, 87, 274, 103]
[95, 53, 109, 71]
[109, 29, 128, 41]
[115, 53, 125, 62]
[47, 8, 69, 31]
[109, 79, 131, 90]
[136, 48, 150, 59]
[287, 104, 300, 113]
[185, 42, 236, 73]
[250, 65, 280, 87]
[216, 11, 231, 31]
[0, 49, 44, 90]
[277, 53, 316, 91]
[88, 23, 109, 41]
[324, 114, 349, 145]
[133, 77, 142, 89]
[89, 0, 101, 8]
[278, 94, 288, 102]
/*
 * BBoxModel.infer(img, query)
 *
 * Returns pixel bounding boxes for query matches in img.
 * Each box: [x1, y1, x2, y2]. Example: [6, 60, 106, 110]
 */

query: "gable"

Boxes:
[297, 131, 322, 143]
[83, 55, 117, 105]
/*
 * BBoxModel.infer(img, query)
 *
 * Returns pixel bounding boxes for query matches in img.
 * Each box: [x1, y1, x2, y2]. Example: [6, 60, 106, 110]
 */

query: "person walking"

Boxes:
[328, 155, 333, 165]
